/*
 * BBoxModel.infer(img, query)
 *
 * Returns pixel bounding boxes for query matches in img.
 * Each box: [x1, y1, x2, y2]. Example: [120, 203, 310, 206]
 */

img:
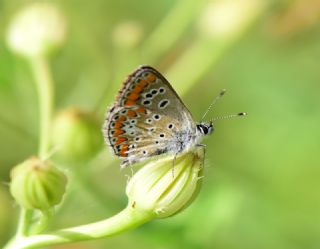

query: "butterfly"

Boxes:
[103, 65, 244, 167]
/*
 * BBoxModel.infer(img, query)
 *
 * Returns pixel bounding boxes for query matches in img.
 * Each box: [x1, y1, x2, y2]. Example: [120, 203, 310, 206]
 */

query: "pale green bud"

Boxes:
[112, 21, 143, 48]
[126, 147, 204, 218]
[6, 3, 66, 58]
[198, 0, 264, 38]
[52, 108, 103, 162]
[10, 157, 67, 211]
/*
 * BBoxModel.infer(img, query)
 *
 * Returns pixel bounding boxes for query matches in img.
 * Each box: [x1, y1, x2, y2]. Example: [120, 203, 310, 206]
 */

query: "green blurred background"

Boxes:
[1, 0, 320, 248]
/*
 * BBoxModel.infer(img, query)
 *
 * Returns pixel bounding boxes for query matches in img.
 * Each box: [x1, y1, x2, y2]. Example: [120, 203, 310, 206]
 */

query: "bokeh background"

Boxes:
[1, 0, 320, 248]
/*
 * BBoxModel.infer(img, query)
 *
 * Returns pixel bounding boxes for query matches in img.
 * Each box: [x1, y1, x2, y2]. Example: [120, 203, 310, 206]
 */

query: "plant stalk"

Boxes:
[4, 206, 154, 249]
[30, 56, 54, 159]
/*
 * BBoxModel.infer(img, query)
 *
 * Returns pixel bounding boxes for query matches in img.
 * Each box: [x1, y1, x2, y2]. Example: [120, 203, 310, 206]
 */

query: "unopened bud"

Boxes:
[126, 147, 204, 218]
[6, 3, 66, 58]
[10, 157, 67, 211]
[112, 21, 143, 48]
[52, 108, 103, 162]
[198, 0, 264, 38]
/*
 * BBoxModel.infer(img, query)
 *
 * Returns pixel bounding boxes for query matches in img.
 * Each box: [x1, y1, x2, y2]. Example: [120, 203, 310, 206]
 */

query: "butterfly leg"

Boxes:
[196, 144, 206, 169]
[124, 165, 136, 184]
[172, 152, 178, 178]
[130, 165, 135, 177]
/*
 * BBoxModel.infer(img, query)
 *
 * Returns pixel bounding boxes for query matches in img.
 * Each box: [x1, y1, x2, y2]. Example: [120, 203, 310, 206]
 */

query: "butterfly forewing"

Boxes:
[103, 65, 195, 167]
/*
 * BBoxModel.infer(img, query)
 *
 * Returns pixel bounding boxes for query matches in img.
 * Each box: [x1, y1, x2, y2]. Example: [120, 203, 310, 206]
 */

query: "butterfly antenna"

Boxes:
[200, 89, 226, 122]
[211, 112, 247, 122]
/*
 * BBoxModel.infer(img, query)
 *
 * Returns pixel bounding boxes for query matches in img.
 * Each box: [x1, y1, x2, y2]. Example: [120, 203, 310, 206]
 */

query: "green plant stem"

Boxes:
[29, 210, 53, 235]
[4, 209, 33, 249]
[16, 209, 33, 237]
[30, 56, 54, 159]
[4, 206, 155, 249]
[5, 55, 55, 248]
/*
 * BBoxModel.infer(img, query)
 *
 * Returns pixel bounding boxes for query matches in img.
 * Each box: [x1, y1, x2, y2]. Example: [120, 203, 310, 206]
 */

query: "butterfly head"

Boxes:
[196, 122, 214, 136]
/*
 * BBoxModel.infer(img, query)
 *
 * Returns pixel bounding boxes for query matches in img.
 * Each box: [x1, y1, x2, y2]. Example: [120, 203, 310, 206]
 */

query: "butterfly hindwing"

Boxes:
[103, 65, 195, 166]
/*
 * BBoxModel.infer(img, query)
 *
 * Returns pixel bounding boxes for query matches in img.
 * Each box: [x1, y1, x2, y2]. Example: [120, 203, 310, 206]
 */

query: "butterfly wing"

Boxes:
[103, 65, 196, 167]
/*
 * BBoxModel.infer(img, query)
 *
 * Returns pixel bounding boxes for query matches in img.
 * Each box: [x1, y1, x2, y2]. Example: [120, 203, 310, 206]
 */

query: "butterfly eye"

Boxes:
[159, 133, 165, 138]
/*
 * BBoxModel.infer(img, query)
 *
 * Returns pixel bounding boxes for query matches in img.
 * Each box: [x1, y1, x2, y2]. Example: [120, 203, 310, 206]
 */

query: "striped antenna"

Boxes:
[200, 89, 226, 122]
[211, 112, 247, 122]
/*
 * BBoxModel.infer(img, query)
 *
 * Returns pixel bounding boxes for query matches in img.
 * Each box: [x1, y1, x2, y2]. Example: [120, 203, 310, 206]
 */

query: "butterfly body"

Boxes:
[103, 65, 213, 167]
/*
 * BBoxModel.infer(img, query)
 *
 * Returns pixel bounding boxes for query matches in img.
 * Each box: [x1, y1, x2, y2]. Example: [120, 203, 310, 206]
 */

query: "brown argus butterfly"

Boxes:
[103, 65, 245, 167]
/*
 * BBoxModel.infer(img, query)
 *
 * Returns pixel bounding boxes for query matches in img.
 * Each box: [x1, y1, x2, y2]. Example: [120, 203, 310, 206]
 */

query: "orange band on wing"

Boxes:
[132, 80, 148, 93]
[137, 79, 148, 88]
[118, 116, 126, 122]
[147, 74, 156, 82]
[125, 100, 136, 106]
[132, 86, 143, 94]
[127, 110, 137, 117]
[123, 79, 149, 107]
[135, 107, 146, 113]
[113, 115, 126, 129]
[115, 137, 127, 145]
[119, 144, 129, 157]
[127, 92, 139, 100]
[114, 129, 124, 136]
[114, 122, 123, 129]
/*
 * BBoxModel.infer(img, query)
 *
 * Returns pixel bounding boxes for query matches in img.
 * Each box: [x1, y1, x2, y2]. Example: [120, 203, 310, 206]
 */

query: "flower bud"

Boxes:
[126, 147, 204, 218]
[52, 108, 103, 162]
[198, 0, 264, 39]
[10, 157, 67, 211]
[112, 21, 143, 48]
[6, 3, 66, 58]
